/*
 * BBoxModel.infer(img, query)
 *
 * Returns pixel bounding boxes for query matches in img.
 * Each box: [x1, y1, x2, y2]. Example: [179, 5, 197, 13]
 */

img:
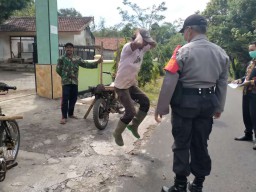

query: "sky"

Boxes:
[57, 0, 211, 27]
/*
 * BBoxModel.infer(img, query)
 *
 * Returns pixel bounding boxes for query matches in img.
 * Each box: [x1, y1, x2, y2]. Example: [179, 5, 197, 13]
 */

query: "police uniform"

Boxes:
[156, 14, 230, 192]
[235, 60, 256, 147]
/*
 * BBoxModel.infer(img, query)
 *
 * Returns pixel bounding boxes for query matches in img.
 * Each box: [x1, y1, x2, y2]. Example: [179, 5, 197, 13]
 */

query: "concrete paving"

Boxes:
[0, 71, 35, 90]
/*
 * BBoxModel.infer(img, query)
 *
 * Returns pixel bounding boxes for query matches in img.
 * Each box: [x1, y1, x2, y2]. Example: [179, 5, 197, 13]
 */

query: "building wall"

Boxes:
[0, 32, 35, 62]
[85, 27, 94, 45]
[0, 30, 94, 62]
[58, 32, 75, 45]
[58, 31, 86, 46]
[74, 30, 86, 45]
[0, 35, 9, 62]
[101, 50, 115, 60]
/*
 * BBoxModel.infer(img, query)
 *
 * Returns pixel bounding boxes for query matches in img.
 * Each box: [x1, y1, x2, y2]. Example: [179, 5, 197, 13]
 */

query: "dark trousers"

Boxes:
[61, 84, 78, 119]
[115, 86, 150, 124]
[242, 93, 256, 134]
[171, 94, 217, 177]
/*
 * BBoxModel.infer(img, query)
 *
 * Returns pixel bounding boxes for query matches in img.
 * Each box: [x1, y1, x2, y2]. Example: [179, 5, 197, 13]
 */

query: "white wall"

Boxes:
[0, 32, 35, 62]
[0, 37, 4, 62]
[0, 31, 89, 62]
[58, 32, 75, 45]
[0, 34, 11, 61]
[58, 31, 86, 46]
[74, 30, 86, 45]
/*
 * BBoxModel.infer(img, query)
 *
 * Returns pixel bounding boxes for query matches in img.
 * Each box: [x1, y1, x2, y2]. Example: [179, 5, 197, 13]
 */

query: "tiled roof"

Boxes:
[95, 37, 126, 51]
[0, 17, 93, 32]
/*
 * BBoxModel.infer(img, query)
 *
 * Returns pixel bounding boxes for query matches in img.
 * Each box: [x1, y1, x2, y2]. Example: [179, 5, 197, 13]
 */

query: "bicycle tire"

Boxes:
[0, 120, 20, 164]
[92, 98, 109, 130]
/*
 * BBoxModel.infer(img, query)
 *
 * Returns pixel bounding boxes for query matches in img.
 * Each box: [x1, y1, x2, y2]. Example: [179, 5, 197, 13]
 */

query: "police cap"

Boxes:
[179, 14, 207, 33]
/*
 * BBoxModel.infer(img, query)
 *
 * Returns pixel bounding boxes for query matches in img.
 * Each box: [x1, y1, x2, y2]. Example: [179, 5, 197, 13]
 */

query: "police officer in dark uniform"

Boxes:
[234, 41, 256, 150]
[155, 14, 230, 192]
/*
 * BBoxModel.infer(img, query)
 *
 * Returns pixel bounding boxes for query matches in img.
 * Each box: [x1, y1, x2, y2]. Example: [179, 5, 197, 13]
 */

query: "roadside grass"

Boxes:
[140, 77, 163, 107]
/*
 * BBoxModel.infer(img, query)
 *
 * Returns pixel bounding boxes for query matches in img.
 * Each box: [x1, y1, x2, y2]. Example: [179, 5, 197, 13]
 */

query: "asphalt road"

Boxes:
[119, 87, 256, 192]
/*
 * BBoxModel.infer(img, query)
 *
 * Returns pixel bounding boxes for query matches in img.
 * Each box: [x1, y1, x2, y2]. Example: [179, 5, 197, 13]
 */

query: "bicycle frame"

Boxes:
[0, 83, 22, 182]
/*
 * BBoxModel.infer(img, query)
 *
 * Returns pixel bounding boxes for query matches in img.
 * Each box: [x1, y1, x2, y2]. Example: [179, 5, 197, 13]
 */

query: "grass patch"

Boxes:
[140, 77, 163, 107]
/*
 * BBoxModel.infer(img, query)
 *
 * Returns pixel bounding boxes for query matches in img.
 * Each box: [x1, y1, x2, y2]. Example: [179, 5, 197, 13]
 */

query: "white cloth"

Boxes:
[114, 42, 150, 89]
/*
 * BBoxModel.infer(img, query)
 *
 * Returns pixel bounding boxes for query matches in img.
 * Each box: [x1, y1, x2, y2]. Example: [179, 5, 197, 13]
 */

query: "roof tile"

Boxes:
[95, 37, 126, 51]
[0, 17, 93, 32]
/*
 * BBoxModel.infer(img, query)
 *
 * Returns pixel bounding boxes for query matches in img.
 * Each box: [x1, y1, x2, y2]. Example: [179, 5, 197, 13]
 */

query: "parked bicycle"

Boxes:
[83, 72, 124, 130]
[0, 82, 22, 182]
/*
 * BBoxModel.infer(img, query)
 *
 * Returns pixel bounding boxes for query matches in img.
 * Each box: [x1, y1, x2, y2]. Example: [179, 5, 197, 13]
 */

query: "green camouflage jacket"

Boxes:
[56, 54, 98, 85]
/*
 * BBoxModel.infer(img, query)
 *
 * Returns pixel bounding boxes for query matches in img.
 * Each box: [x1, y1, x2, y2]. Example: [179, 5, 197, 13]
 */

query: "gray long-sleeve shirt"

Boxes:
[156, 34, 230, 115]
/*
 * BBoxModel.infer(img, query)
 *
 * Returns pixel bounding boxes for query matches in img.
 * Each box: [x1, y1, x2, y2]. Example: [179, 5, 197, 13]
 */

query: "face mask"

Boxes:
[249, 50, 256, 59]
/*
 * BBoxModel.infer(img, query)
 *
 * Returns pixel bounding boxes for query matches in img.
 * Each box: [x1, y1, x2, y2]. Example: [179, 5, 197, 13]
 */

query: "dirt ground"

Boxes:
[0, 89, 157, 192]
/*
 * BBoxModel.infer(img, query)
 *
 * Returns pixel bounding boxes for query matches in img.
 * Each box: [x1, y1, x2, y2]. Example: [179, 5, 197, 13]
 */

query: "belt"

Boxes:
[182, 86, 215, 95]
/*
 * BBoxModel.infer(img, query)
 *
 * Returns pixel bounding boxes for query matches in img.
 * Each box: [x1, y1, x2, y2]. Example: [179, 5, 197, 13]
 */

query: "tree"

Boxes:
[120, 23, 134, 39]
[58, 8, 82, 17]
[117, 0, 167, 30]
[0, 0, 32, 23]
[202, 0, 256, 78]
[12, 1, 35, 17]
[151, 22, 176, 44]
[138, 52, 154, 87]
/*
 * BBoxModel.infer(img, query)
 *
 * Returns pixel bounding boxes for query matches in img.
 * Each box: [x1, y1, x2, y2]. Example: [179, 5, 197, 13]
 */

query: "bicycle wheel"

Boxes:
[92, 98, 109, 130]
[0, 120, 20, 164]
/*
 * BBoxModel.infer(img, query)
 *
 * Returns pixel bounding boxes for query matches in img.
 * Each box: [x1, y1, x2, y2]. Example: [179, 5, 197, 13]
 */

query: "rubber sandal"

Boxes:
[69, 115, 78, 119]
[60, 118, 67, 124]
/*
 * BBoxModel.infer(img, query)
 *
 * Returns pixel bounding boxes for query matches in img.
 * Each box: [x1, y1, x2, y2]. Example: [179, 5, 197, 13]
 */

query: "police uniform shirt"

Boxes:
[156, 34, 229, 116]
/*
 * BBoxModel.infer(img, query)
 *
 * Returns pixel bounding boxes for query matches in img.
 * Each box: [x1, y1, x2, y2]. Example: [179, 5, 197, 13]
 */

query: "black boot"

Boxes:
[253, 143, 256, 150]
[188, 177, 204, 192]
[161, 177, 187, 192]
[234, 131, 253, 141]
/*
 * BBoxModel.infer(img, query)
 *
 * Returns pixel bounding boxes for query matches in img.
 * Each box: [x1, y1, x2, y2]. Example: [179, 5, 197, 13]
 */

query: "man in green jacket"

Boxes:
[56, 42, 103, 124]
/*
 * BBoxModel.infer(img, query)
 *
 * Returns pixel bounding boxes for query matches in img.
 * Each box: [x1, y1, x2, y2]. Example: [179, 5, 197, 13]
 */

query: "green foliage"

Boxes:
[203, 0, 256, 79]
[58, 8, 82, 17]
[12, 1, 35, 17]
[0, 0, 32, 23]
[138, 52, 154, 87]
[113, 38, 128, 74]
[120, 23, 134, 39]
[151, 22, 176, 44]
[140, 77, 163, 106]
[153, 33, 185, 75]
[151, 62, 160, 84]
[117, 0, 167, 29]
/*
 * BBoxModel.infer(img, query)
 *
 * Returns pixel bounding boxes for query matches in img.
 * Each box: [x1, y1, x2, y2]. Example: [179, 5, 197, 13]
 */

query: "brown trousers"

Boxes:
[115, 86, 150, 124]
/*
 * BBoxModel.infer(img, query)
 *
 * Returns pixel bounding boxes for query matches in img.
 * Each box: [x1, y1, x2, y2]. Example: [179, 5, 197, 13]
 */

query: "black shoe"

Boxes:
[253, 143, 256, 150]
[161, 178, 187, 192]
[234, 134, 253, 141]
[188, 181, 203, 192]
[161, 185, 187, 192]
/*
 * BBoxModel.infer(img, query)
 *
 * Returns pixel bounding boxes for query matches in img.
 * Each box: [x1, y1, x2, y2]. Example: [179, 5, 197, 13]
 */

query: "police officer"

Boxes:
[234, 41, 256, 150]
[155, 14, 230, 192]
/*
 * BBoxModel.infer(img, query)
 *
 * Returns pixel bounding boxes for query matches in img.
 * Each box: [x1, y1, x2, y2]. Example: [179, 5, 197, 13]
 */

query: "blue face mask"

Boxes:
[249, 50, 256, 59]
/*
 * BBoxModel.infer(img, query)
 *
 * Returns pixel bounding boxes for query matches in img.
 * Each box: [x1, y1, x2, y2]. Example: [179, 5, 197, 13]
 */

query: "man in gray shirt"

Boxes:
[155, 14, 229, 192]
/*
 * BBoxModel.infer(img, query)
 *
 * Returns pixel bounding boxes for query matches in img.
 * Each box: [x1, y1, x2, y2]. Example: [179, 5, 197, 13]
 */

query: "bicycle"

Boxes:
[83, 72, 124, 130]
[0, 82, 22, 182]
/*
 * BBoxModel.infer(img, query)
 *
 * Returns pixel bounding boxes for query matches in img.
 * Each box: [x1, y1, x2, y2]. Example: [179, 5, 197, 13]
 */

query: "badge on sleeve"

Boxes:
[164, 45, 182, 73]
